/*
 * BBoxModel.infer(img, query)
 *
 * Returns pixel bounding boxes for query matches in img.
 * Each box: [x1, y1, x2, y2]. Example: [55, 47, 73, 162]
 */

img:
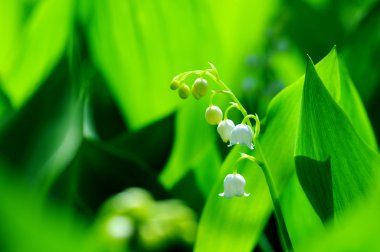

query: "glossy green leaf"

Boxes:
[2, 0, 74, 107]
[295, 57, 380, 221]
[283, 47, 378, 248]
[314, 48, 377, 149]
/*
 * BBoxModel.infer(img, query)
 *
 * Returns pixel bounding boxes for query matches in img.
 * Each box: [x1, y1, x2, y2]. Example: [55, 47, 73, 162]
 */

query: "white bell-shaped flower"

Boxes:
[228, 124, 254, 149]
[217, 119, 235, 143]
[219, 173, 250, 198]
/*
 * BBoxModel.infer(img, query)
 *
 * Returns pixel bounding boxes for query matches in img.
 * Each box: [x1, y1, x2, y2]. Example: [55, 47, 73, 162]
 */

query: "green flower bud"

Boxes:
[170, 79, 180, 90]
[178, 84, 190, 99]
[191, 78, 208, 99]
[205, 105, 223, 125]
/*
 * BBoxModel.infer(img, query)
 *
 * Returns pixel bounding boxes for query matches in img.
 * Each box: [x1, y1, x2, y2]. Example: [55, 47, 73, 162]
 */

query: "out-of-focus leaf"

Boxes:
[295, 58, 380, 222]
[283, 0, 377, 60]
[52, 139, 168, 214]
[343, 3, 380, 104]
[110, 113, 174, 173]
[0, 1, 21, 81]
[0, 168, 90, 252]
[2, 0, 74, 107]
[159, 99, 217, 190]
[85, 0, 217, 130]
[85, 70, 127, 141]
[0, 58, 82, 184]
[192, 144, 221, 197]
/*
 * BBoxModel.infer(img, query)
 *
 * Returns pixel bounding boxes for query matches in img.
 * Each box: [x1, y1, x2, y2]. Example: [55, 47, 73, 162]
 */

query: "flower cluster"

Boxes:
[170, 63, 260, 199]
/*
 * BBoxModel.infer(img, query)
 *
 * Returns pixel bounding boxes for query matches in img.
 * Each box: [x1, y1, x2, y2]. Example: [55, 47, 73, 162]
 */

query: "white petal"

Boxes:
[228, 124, 253, 149]
[217, 120, 235, 142]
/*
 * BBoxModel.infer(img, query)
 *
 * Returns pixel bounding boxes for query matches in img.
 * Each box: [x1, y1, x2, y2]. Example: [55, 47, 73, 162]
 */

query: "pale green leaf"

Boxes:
[86, 0, 221, 130]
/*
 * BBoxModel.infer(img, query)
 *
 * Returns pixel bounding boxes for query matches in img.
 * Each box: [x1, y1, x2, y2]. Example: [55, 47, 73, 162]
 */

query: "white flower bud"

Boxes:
[228, 124, 254, 149]
[205, 105, 223, 125]
[219, 173, 250, 198]
[217, 119, 235, 142]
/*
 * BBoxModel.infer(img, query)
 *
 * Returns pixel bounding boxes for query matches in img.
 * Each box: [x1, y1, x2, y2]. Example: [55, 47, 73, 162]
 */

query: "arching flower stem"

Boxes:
[242, 114, 260, 140]
[224, 102, 239, 120]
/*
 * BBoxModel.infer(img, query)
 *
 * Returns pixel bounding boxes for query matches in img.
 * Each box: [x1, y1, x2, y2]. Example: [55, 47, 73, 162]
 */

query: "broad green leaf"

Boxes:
[314, 48, 377, 149]
[295, 58, 380, 221]
[2, 0, 74, 107]
[283, 47, 378, 248]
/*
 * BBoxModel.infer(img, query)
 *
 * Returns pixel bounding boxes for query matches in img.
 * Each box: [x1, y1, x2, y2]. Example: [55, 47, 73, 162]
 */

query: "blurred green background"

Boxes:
[0, 0, 379, 251]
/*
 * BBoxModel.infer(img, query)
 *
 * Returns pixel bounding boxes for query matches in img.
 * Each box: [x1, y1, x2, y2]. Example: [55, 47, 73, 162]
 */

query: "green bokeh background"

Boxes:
[0, 0, 379, 251]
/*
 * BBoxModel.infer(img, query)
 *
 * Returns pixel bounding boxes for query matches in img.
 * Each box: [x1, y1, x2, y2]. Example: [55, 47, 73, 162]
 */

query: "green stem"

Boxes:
[254, 141, 293, 252]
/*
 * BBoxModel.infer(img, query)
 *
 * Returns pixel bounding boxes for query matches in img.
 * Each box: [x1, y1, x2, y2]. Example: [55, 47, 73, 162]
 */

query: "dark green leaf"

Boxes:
[52, 139, 168, 214]
[0, 58, 82, 183]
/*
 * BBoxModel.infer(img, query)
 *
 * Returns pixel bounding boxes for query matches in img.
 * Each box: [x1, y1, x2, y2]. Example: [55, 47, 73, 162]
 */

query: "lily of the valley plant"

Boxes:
[170, 63, 293, 251]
